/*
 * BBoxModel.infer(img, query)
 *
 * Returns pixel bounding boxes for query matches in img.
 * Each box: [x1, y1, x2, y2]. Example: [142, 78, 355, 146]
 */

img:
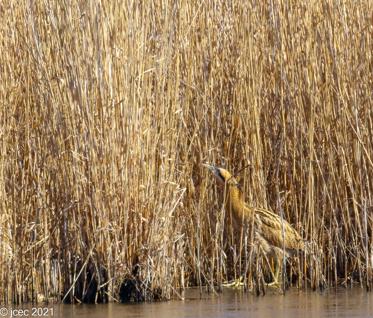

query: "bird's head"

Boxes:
[203, 164, 240, 188]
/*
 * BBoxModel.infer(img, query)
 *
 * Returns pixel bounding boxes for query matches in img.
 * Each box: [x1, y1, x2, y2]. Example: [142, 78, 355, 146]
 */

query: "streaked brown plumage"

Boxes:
[204, 164, 304, 284]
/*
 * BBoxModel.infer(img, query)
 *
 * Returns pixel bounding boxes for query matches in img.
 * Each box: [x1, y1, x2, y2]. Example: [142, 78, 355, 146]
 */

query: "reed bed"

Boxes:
[0, 0, 372, 304]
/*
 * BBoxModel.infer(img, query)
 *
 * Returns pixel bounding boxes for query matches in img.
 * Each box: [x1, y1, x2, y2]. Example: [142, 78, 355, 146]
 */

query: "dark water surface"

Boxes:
[5, 287, 373, 318]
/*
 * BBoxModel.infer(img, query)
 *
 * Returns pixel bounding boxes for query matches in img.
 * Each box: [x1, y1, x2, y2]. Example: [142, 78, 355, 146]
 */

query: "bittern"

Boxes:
[204, 164, 304, 286]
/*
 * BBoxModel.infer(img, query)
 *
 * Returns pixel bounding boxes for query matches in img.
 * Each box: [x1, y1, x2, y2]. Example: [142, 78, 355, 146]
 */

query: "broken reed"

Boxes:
[0, 0, 372, 304]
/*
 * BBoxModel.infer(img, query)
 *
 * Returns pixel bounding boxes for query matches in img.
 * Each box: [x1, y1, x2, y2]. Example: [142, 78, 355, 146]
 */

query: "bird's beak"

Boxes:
[202, 163, 218, 176]
[202, 163, 214, 170]
[203, 163, 226, 186]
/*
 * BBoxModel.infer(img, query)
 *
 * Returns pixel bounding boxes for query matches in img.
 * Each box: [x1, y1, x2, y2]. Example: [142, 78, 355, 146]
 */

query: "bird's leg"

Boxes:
[267, 254, 282, 287]
[222, 276, 244, 288]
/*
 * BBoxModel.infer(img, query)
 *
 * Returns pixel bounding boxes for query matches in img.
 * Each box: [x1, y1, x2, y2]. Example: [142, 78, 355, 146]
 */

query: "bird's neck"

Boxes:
[224, 185, 246, 220]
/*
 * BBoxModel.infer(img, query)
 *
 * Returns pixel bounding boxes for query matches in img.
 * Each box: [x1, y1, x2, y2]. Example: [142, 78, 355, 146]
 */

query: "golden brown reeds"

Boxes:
[0, 0, 372, 304]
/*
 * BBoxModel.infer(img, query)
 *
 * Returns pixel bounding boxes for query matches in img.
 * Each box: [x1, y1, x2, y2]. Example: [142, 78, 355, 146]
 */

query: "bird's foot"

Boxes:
[222, 276, 244, 288]
[266, 280, 282, 288]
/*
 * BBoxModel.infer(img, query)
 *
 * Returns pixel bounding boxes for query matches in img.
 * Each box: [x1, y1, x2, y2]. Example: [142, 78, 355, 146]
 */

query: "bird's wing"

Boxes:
[248, 206, 304, 251]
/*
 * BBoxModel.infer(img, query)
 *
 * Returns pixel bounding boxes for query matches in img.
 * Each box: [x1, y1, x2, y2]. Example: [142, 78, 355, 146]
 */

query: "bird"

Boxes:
[203, 163, 305, 287]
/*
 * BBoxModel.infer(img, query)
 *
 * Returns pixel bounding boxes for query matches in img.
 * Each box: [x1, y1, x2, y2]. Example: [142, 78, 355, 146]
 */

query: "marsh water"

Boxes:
[5, 287, 373, 318]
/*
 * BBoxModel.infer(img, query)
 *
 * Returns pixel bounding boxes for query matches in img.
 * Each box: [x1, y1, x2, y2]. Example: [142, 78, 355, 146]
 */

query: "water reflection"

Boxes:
[8, 287, 373, 318]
